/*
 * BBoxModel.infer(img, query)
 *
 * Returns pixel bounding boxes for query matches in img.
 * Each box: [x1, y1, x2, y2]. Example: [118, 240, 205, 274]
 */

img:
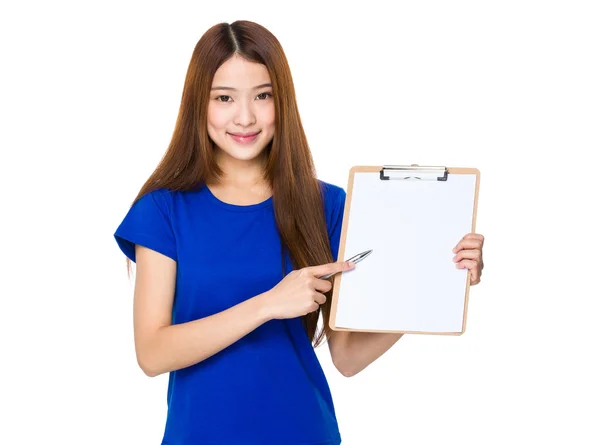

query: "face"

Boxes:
[207, 55, 275, 165]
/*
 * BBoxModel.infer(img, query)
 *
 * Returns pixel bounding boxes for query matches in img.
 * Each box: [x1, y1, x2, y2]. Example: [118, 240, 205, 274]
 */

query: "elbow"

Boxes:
[136, 331, 169, 377]
[333, 358, 358, 378]
[141, 364, 160, 378]
[337, 365, 358, 378]
[137, 350, 162, 378]
[340, 368, 357, 378]
[138, 356, 157, 377]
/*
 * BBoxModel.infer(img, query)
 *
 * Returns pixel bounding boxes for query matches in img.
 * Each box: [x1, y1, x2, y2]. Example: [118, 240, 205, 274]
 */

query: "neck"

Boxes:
[212, 149, 269, 189]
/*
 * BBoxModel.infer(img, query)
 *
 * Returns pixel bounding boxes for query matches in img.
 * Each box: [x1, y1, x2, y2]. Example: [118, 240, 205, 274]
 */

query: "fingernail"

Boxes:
[347, 261, 355, 269]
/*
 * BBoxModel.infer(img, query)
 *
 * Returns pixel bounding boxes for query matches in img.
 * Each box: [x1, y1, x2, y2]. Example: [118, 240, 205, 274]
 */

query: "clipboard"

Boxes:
[329, 165, 480, 335]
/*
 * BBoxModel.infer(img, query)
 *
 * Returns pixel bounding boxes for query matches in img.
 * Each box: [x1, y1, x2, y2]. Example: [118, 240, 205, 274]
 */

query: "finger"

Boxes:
[455, 259, 481, 284]
[452, 238, 483, 253]
[308, 301, 320, 313]
[313, 278, 333, 293]
[463, 233, 484, 246]
[455, 258, 478, 270]
[452, 249, 482, 263]
[313, 292, 327, 305]
[469, 266, 481, 284]
[306, 261, 354, 278]
[456, 259, 481, 282]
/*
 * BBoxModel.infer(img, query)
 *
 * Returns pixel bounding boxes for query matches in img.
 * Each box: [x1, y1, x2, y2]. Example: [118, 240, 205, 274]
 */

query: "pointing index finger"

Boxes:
[312, 261, 354, 279]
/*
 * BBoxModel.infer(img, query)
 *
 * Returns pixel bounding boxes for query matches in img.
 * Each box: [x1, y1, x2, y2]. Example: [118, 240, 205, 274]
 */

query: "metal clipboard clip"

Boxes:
[379, 165, 449, 181]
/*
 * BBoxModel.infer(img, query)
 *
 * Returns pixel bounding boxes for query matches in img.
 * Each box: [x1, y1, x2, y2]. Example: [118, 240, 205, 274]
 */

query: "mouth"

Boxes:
[228, 131, 260, 144]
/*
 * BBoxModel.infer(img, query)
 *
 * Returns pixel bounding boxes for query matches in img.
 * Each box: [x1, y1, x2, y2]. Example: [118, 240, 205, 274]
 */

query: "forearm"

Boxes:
[337, 332, 404, 377]
[140, 293, 272, 377]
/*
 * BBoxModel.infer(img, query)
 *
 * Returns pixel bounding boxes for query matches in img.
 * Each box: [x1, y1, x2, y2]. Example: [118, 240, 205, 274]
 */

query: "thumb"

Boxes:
[308, 261, 355, 277]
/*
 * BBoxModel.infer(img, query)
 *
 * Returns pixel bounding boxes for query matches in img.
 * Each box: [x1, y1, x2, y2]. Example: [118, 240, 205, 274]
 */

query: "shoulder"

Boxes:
[318, 179, 346, 205]
[114, 188, 179, 262]
[317, 180, 346, 235]
[136, 187, 176, 214]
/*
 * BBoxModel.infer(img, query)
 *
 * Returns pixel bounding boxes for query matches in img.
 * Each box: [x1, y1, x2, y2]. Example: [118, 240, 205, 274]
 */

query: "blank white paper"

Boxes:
[335, 171, 477, 333]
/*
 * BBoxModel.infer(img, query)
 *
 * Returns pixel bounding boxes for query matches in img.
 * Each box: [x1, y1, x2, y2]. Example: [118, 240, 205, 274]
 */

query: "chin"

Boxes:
[219, 144, 268, 163]
[214, 134, 272, 162]
[231, 151, 266, 162]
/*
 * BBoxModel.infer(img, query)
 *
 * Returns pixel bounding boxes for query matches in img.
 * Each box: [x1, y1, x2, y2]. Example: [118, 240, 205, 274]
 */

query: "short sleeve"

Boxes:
[321, 182, 346, 262]
[113, 190, 177, 262]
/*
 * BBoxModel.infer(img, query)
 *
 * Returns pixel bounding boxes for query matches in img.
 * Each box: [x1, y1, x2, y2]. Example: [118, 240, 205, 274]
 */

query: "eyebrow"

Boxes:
[210, 83, 272, 91]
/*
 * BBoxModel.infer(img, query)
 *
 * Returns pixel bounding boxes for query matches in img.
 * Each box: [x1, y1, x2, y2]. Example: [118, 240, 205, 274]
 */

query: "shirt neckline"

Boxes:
[204, 185, 273, 212]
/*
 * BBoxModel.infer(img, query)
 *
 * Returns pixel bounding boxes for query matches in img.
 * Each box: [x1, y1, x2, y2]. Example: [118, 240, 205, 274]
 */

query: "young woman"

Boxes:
[114, 20, 485, 445]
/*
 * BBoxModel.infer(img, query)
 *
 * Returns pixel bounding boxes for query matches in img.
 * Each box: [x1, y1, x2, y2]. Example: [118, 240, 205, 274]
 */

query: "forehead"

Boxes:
[212, 55, 271, 88]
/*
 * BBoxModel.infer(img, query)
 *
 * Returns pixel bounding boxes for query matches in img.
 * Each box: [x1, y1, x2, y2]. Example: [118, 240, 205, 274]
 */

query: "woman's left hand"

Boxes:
[452, 233, 485, 285]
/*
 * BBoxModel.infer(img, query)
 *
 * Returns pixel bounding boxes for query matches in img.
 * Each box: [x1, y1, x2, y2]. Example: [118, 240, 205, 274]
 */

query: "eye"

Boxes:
[216, 95, 232, 102]
[256, 92, 272, 100]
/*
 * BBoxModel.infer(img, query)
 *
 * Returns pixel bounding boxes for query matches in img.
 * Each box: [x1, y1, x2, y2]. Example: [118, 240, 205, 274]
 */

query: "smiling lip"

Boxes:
[228, 131, 259, 137]
[228, 131, 260, 144]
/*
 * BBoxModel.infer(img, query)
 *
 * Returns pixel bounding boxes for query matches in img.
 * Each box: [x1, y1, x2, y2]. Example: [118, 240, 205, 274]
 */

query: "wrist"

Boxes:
[253, 291, 275, 323]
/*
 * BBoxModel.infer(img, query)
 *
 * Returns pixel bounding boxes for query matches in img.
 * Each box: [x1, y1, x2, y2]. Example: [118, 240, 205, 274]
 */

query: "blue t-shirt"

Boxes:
[114, 180, 346, 445]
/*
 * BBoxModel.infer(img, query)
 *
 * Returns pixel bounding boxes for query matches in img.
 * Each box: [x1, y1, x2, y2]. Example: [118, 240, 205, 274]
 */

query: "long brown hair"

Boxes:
[125, 20, 335, 347]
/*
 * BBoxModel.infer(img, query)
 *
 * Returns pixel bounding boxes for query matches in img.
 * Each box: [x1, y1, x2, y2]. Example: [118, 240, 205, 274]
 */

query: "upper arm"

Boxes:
[133, 244, 177, 372]
[327, 330, 351, 372]
[323, 182, 346, 261]
[322, 182, 351, 371]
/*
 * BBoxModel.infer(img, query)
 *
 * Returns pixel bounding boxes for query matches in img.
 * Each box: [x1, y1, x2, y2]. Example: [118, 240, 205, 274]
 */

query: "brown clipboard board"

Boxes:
[328, 165, 481, 335]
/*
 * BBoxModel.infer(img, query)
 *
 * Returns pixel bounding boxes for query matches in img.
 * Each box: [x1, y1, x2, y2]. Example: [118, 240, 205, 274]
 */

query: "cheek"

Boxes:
[260, 107, 275, 129]
[207, 105, 229, 131]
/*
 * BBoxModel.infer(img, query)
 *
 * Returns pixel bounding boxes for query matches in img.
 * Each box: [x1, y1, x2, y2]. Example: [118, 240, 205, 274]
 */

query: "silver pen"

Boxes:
[319, 249, 373, 279]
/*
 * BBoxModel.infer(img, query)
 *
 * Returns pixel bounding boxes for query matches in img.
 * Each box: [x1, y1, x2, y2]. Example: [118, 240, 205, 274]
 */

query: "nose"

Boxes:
[233, 99, 256, 127]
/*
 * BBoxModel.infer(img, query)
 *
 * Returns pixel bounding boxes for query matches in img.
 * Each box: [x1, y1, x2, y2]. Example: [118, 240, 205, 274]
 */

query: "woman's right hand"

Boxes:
[260, 261, 355, 320]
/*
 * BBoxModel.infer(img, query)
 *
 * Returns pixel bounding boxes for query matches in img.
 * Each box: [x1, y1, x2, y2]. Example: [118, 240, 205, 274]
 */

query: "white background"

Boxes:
[2, 1, 599, 444]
